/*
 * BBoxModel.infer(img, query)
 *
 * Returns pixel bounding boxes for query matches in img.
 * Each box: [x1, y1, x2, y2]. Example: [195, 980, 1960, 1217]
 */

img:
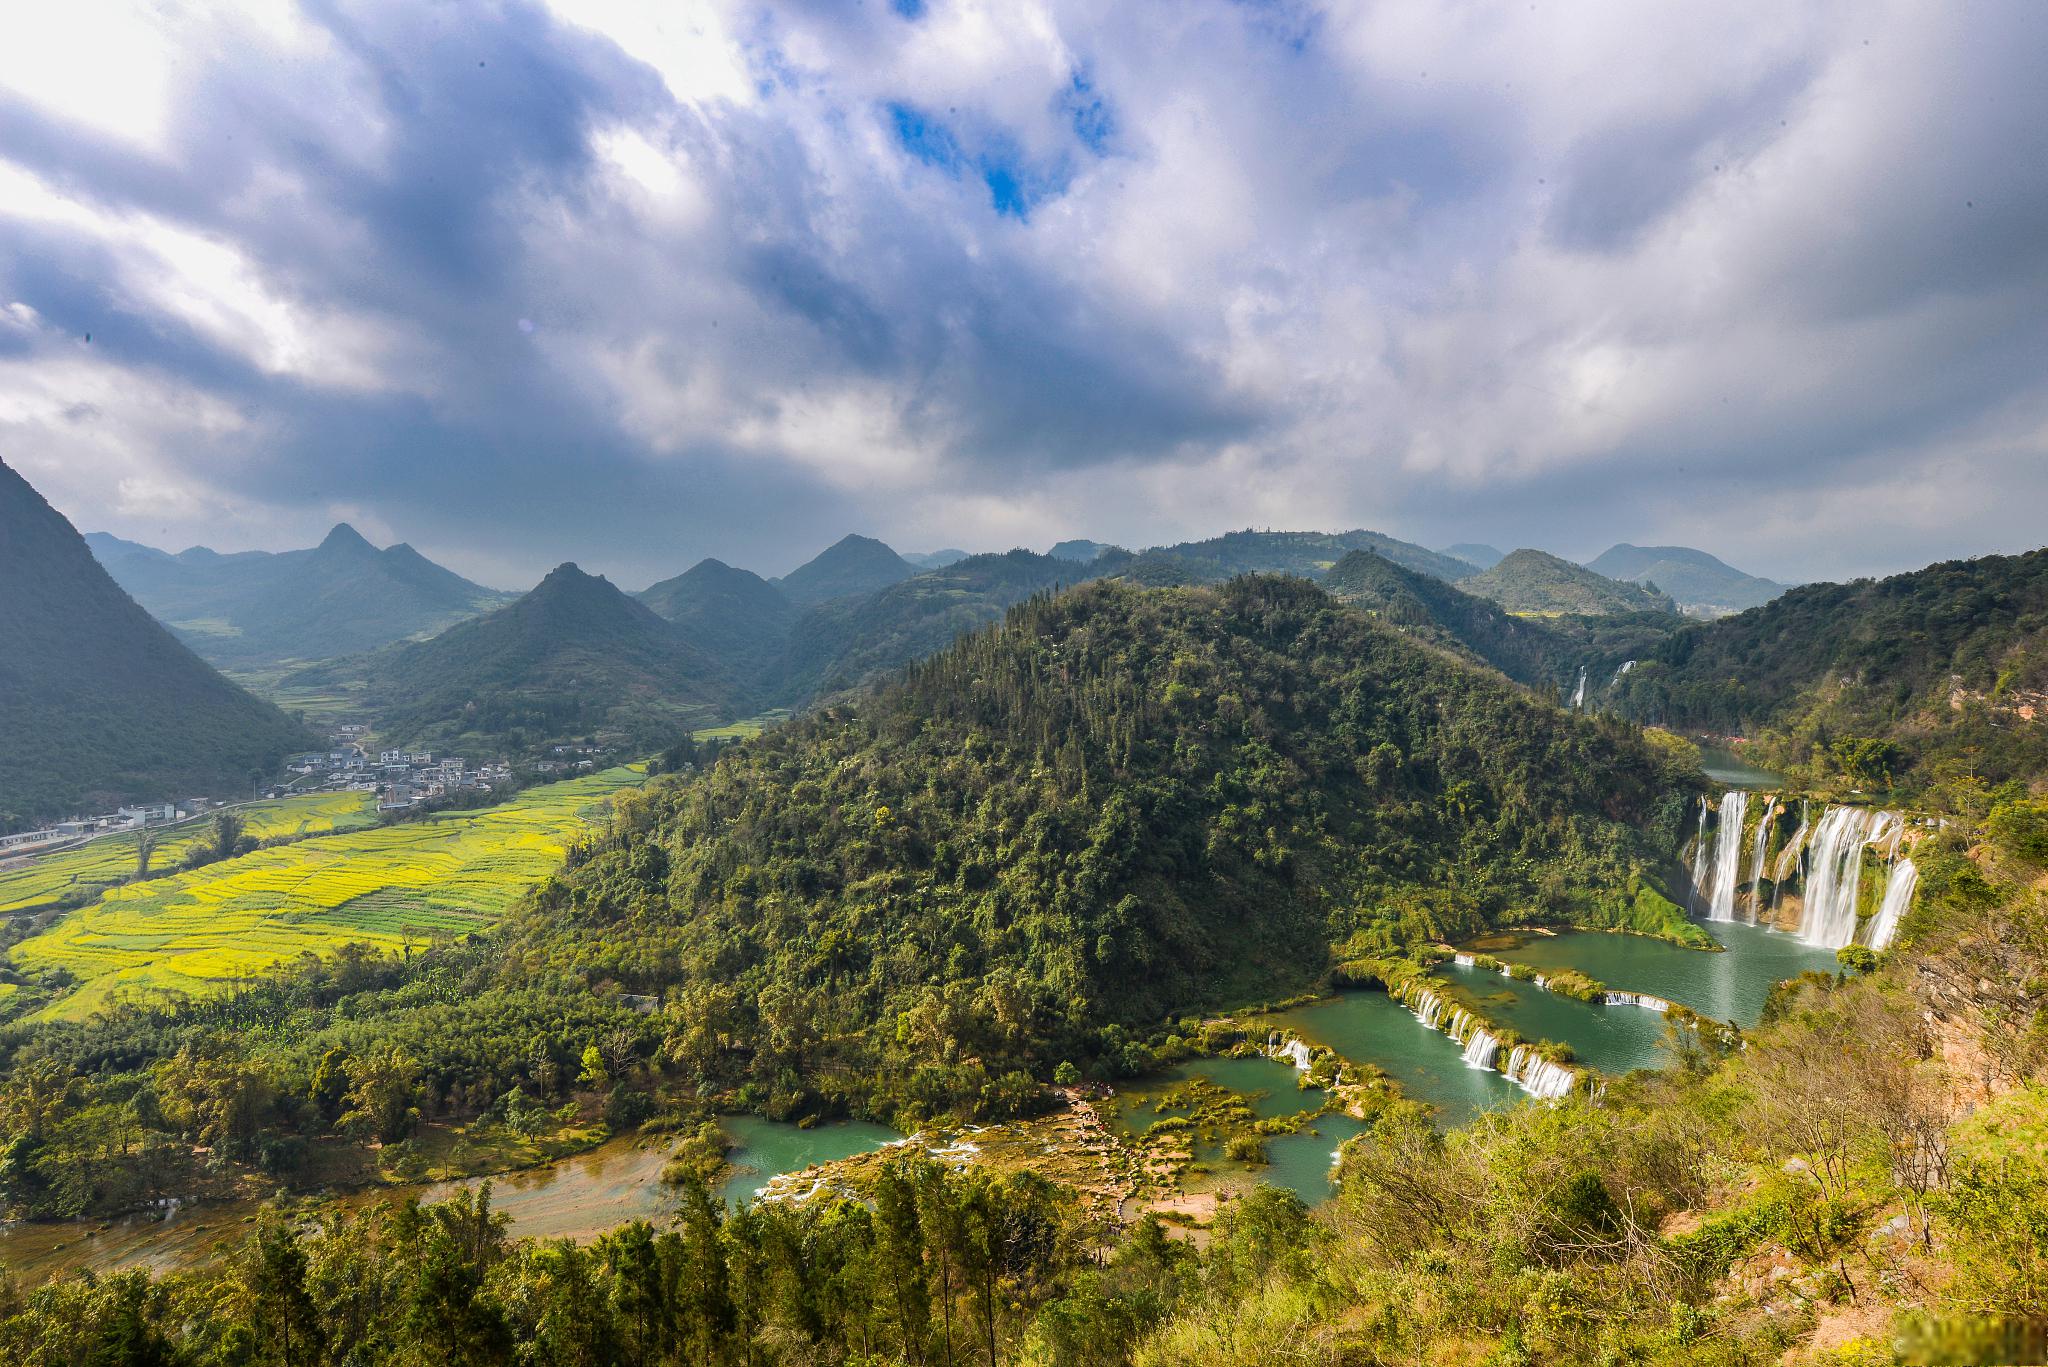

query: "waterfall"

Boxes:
[1611, 659, 1636, 685]
[1272, 1036, 1314, 1072]
[1866, 858, 1919, 951]
[1745, 794, 1776, 918]
[1461, 1029, 1500, 1070]
[1700, 790, 1747, 922]
[1453, 952, 1476, 968]
[1797, 807, 1900, 949]
[1689, 799, 1712, 914]
[1770, 800, 1812, 917]
[1570, 666, 1588, 709]
[1503, 1045, 1575, 1101]
[1603, 991, 1671, 1012]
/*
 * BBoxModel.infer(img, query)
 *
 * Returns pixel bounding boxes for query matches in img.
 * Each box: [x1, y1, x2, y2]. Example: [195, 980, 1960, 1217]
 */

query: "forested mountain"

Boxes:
[1461, 548, 1678, 616]
[772, 549, 1091, 705]
[86, 524, 515, 668]
[634, 557, 796, 687]
[329, 564, 731, 754]
[1586, 542, 1790, 617]
[0, 461, 313, 823]
[1610, 546, 2048, 785]
[1322, 550, 1679, 694]
[1126, 528, 1479, 584]
[545, 576, 1693, 1117]
[772, 534, 917, 608]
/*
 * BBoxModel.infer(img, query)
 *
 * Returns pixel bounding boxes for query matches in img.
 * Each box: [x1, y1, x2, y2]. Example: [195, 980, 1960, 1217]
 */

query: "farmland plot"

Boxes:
[8, 768, 640, 1021]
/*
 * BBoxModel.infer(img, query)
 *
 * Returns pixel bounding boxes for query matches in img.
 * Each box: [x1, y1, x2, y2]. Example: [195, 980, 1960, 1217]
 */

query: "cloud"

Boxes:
[0, 0, 2043, 588]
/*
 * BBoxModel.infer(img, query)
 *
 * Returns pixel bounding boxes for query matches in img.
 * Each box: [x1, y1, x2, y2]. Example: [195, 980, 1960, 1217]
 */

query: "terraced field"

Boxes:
[7, 768, 641, 1021]
[0, 791, 381, 915]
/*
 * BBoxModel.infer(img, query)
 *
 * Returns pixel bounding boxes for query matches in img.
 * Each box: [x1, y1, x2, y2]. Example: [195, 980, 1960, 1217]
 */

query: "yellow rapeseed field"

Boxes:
[7, 768, 641, 1021]
[0, 791, 381, 915]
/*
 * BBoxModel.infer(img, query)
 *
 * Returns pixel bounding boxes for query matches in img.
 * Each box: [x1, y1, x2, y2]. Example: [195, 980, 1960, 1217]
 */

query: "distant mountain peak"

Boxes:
[317, 522, 378, 555]
[776, 534, 916, 609]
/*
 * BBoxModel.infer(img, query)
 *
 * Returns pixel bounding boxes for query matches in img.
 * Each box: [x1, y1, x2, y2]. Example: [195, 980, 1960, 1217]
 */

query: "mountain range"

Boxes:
[86, 525, 515, 669]
[1583, 542, 1791, 617]
[0, 461, 313, 823]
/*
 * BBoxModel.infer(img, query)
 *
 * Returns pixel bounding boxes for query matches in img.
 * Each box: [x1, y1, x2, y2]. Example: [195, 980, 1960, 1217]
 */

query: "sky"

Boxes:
[2, 1, 2045, 590]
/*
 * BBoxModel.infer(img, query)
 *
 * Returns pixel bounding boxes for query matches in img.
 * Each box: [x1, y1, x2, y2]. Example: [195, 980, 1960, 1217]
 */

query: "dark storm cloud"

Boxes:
[1, 1, 2044, 587]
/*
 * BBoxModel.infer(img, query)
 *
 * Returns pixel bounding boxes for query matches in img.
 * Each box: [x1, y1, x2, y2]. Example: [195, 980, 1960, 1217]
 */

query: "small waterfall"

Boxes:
[1461, 1029, 1500, 1070]
[1603, 991, 1671, 1012]
[1797, 807, 1901, 949]
[1771, 799, 1812, 916]
[1503, 1045, 1575, 1101]
[1611, 659, 1636, 685]
[1700, 790, 1747, 922]
[1270, 1035, 1314, 1072]
[1745, 794, 1776, 918]
[1570, 666, 1588, 709]
[1452, 952, 1476, 968]
[1689, 798, 1712, 914]
[1866, 858, 1919, 951]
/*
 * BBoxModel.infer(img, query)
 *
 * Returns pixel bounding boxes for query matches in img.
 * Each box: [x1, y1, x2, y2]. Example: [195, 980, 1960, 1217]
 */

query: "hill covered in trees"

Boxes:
[86, 525, 515, 669]
[771, 534, 918, 609]
[0, 461, 314, 824]
[537, 576, 1696, 1119]
[1611, 547, 2048, 787]
[1322, 550, 1681, 695]
[1461, 548, 1678, 616]
[325, 564, 731, 756]
[635, 558, 796, 690]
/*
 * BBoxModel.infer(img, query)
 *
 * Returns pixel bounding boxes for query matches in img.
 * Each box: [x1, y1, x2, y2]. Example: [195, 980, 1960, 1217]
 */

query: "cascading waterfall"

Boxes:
[1866, 858, 1919, 951]
[1700, 790, 1747, 922]
[1690, 798, 1713, 914]
[1771, 800, 1812, 917]
[1603, 991, 1671, 1012]
[1503, 1045, 1576, 1101]
[1453, 952, 1476, 968]
[1611, 659, 1636, 685]
[1461, 1029, 1500, 1070]
[1570, 666, 1588, 709]
[1745, 794, 1776, 918]
[1797, 807, 1901, 949]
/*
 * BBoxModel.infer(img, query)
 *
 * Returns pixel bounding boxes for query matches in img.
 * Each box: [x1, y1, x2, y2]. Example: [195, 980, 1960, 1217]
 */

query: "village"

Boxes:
[0, 720, 613, 864]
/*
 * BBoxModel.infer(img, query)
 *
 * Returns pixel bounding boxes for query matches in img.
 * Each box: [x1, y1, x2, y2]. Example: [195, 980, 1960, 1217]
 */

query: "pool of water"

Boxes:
[1110, 1054, 1325, 1134]
[1462, 921, 1838, 1028]
[1262, 991, 1519, 1127]
[1262, 1113, 1370, 1203]
[715, 1115, 904, 1207]
[1441, 961, 1674, 1075]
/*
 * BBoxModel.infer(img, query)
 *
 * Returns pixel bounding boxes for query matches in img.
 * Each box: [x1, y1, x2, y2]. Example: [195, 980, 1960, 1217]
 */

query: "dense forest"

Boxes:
[523, 576, 1697, 1120]
[1611, 548, 2048, 787]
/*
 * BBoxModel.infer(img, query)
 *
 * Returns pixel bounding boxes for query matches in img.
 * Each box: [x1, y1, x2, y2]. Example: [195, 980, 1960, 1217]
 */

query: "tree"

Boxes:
[341, 1046, 423, 1144]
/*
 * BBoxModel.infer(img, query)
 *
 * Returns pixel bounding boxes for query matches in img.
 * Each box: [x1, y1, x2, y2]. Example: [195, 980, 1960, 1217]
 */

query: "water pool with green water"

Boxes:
[1261, 991, 1519, 1127]
[1463, 921, 1838, 1028]
[1442, 961, 1673, 1076]
[715, 1115, 904, 1206]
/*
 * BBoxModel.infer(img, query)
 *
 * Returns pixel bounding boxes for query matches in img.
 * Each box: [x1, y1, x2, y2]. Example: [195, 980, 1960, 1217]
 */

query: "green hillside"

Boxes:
[86, 525, 515, 668]
[0, 461, 315, 824]
[334, 564, 731, 756]
[543, 575, 1694, 1118]
[636, 557, 796, 688]
[1127, 527, 1480, 584]
[1462, 548, 1678, 616]
[772, 533, 917, 609]
[773, 549, 1088, 704]
[1612, 547, 2048, 786]
[1322, 550, 1680, 694]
